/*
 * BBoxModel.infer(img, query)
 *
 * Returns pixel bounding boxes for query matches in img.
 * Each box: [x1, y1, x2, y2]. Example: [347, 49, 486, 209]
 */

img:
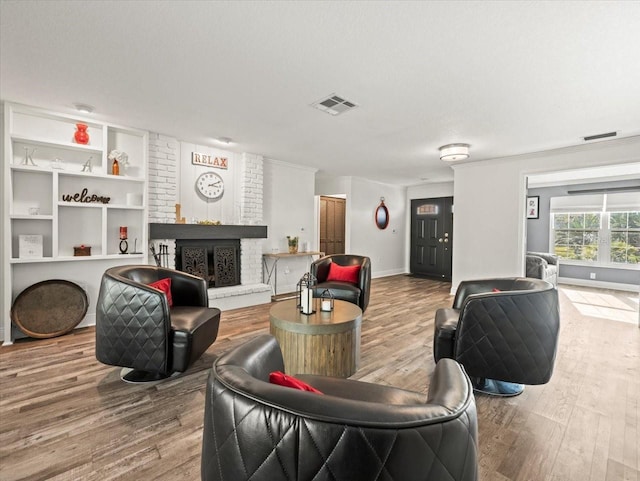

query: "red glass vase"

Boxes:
[74, 123, 89, 145]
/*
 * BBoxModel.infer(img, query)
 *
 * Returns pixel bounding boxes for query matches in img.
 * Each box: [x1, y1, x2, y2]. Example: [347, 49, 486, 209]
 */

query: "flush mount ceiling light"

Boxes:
[214, 136, 234, 145]
[439, 143, 470, 162]
[73, 103, 94, 114]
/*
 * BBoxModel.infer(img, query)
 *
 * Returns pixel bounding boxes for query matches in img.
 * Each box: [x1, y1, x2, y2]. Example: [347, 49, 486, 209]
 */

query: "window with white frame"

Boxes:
[610, 211, 640, 264]
[550, 192, 640, 266]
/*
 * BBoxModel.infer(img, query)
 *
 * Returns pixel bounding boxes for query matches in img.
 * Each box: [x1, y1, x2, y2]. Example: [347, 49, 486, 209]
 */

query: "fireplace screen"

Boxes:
[177, 240, 240, 287]
[181, 247, 209, 282]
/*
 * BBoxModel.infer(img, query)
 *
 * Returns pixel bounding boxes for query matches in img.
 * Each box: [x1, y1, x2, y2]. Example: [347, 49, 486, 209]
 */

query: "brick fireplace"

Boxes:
[147, 140, 271, 310]
[149, 224, 267, 286]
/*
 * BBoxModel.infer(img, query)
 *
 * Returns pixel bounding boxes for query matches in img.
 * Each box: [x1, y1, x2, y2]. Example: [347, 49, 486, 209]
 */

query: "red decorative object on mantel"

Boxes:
[74, 123, 89, 144]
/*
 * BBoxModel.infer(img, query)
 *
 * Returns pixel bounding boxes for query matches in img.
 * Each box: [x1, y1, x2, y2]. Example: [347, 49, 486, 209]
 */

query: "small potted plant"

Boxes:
[287, 236, 298, 254]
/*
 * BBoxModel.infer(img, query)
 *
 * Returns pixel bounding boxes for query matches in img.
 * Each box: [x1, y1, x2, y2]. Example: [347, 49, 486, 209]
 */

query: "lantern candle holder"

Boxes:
[119, 226, 129, 254]
[320, 289, 334, 312]
[296, 272, 317, 315]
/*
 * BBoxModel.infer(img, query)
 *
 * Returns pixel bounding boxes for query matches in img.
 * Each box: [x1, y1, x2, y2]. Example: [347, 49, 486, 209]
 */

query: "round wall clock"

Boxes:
[196, 171, 224, 200]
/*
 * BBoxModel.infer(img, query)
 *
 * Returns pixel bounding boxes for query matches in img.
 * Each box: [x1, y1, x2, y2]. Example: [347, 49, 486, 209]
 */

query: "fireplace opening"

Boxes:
[175, 239, 240, 288]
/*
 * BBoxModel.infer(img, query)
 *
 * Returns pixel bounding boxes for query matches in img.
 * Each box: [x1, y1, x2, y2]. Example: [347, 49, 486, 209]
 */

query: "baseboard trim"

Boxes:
[372, 269, 409, 279]
[558, 277, 639, 293]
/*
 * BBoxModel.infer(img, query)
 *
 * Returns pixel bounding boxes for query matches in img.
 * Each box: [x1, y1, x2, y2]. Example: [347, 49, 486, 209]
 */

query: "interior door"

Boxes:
[320, 196, 345, 255]
[410, 197, 453, 280]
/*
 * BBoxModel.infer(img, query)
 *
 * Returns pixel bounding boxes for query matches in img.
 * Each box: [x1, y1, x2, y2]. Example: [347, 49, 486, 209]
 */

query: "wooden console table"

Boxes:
[262, 251, 324, 297]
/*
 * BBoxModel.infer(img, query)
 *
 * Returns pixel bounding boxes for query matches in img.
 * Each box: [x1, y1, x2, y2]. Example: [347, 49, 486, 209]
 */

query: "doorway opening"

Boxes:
[319, 195, 346, 256]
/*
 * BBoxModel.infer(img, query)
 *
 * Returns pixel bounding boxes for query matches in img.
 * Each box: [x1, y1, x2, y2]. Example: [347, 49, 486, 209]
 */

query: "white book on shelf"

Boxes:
[19, 235, 43, 259]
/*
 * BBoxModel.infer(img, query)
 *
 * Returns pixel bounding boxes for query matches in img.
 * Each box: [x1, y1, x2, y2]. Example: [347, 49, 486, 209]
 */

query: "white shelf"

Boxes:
[56, 203, 145, 210]
[10, 257, 56, 264]
[3, 102, 149, 345]
[10, 253, 146, 264]
[12, 134, 103, 154]
[10, 164, 52, 173]
[58, 170, 145, 182]
[58, 202, 105, 208]
[107, 204, 145, 210]
[54, 254, 147, 262]
[10, 214, 54, 220]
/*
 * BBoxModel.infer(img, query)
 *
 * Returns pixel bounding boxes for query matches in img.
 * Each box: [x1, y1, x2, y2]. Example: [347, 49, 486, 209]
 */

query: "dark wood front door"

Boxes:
[410, 197, 453, 280]
[320, 196, 345, 255]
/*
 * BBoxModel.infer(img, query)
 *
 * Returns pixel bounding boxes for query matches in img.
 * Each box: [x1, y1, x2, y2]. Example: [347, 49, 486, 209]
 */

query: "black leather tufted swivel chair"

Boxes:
[310, 254, 371, 312]
[434, 277, 560, 396]
[202, 334, 478, 481]
[96, 265, 221, 382]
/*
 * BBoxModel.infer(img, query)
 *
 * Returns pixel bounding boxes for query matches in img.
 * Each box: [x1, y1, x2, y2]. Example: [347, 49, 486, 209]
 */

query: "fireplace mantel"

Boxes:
[149, 223, 267, 240]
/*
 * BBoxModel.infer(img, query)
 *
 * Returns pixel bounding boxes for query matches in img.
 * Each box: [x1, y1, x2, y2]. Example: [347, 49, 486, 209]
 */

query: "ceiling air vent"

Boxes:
[583, 131, 617, 141]
[311, 94, 358, 116]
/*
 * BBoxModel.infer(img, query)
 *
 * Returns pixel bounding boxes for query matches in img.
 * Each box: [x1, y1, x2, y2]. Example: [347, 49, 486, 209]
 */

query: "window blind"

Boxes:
[604, 191, 640, 212]
[550, 191, 640, 213]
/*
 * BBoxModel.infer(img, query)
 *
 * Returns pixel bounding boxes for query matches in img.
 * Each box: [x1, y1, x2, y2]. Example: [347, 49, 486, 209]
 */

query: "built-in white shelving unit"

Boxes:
[2, 103, 149, 344]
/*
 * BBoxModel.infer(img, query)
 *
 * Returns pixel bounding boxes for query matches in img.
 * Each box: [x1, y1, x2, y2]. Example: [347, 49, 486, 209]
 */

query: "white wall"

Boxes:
[263, 159, 318, 293]
[349, 177, 407, 277]
[0, 108, 5, 337]
[178, 142, 240, 224]
[451, 136, 640, 290]
[315, 174, 351, 197]
[453, 161, 522, 288]
[406, 181, 454, 200]
[316, 174, 407, 278]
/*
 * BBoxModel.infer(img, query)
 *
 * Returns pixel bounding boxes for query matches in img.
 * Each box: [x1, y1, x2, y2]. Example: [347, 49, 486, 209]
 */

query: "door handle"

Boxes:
[444, 238, 449, 243]
[438, 238, 443, 243]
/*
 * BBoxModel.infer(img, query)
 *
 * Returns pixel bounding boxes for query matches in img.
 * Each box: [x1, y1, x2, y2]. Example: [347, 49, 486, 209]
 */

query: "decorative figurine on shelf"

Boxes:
[73, 244, 91, 256]
[81, 156, 93, 172]
[287, 236, 299, 254]
[74, 123, 89, 145]
[130, 238, 142, 255]
[108, 150, 128, 176]
[296, 272, 317, 315]
[119, 226, 128, 254]
[175, 203, 186, 224]
[320, 289, 335, 312]
[22, 147, 37, 166]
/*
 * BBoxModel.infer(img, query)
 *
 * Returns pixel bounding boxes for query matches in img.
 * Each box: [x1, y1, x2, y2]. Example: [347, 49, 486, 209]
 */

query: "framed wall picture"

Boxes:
[526, 196, 540, 219]
[19, 235, 43, 259]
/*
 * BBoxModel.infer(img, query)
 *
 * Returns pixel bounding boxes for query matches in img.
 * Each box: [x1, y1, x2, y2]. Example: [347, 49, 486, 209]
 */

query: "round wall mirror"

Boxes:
[375, 199, 389, 229]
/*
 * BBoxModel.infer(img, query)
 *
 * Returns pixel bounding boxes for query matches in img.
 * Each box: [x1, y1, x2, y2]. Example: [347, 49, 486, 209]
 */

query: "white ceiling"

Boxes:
[1, 1, 639, 186]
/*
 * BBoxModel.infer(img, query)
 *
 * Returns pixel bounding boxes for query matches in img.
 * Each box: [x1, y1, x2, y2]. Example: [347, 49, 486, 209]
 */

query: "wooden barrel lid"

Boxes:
[11, 280, 88, 338]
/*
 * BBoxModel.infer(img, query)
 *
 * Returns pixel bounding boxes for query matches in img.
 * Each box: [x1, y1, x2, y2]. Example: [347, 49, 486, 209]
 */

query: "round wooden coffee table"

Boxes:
[269, 299, 362, 377]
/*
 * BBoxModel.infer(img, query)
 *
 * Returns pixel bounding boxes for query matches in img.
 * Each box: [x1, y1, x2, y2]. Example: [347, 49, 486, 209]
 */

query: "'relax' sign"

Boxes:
[192, 152, 228, 169]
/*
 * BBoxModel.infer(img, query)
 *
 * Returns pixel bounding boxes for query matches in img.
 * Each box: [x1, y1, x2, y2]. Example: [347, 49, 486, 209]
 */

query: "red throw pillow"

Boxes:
[326, 262, 361, 284]
[269, 371, 323, 394]
[149, 277, 173, 307]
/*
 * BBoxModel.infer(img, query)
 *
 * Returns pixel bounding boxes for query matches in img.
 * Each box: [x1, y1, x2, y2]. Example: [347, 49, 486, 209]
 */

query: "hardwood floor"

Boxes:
[0, 276, 638, 480]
